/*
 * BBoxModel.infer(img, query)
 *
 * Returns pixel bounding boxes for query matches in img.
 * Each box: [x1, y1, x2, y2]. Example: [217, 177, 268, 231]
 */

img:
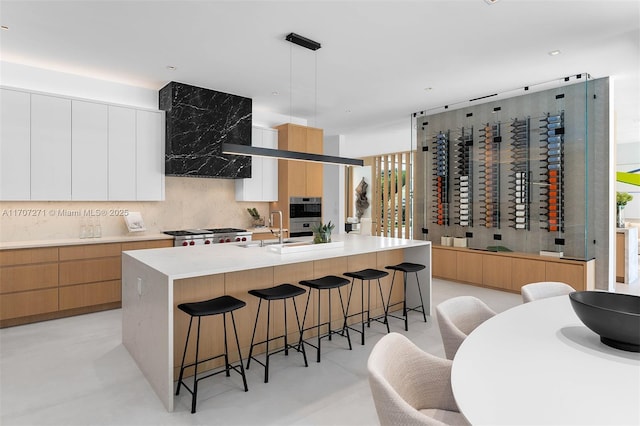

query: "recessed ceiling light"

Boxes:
[1, 25, 9, 31]
[548, 50, 561, 56]
[484, 0, 499, 4]
[166, 65, 177, 71]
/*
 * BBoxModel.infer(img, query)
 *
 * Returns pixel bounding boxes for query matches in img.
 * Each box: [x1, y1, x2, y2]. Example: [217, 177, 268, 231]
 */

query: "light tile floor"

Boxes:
[1, 275, 636, 426]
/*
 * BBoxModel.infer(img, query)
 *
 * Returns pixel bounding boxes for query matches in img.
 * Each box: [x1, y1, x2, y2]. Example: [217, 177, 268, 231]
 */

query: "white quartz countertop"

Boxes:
[0, 233, 173, 250]
[123, 234, 430, 280]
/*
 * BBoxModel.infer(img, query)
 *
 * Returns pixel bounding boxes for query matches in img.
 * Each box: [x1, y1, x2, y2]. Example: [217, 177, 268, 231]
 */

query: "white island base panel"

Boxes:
[121, 235, 431, 411]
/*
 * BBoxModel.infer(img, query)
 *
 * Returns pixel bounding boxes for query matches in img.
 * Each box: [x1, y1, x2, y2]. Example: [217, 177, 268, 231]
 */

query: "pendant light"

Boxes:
[223, 32, 363, 167]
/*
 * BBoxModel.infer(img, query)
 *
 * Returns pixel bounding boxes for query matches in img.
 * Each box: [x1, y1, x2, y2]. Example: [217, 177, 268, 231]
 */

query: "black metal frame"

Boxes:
[175, 311, 248, 414]
[343, 277, 390, 345]
[246, 296, 308, 383]
[299, 286, 352, 362]
[385, 269, 428, 331]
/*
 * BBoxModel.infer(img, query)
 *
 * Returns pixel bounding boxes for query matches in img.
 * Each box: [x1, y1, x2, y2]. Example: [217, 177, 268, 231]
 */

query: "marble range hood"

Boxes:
[159, 81, 252, 179]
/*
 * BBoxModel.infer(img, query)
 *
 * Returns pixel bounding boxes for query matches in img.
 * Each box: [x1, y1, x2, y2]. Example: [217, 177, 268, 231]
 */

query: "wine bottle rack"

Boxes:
[432, 131, 450, 226]
[509, 118, 530, 230]
[539, 112, 564, 232]
[478, 123, 500, 228]
[455, 126, 473, 227]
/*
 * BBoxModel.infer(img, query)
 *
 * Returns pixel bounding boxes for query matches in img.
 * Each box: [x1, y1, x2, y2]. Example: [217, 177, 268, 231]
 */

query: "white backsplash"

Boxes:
[0, 177, 271, 242]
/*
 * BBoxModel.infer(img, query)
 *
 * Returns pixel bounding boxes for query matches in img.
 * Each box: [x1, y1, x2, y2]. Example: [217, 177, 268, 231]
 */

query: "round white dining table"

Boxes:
[451, 295, 640, 425]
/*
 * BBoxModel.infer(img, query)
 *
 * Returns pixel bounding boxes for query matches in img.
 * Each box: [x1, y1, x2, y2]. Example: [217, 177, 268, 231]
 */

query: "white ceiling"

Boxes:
[1, 0, 639, 142]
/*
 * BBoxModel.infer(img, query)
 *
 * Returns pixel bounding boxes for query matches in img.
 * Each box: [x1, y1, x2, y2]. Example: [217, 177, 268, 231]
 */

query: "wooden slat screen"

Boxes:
[363, 151, 413, 238]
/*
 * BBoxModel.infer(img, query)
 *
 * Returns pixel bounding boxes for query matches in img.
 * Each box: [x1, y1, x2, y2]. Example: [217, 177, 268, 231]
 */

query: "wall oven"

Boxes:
[289, 196, 321, 237]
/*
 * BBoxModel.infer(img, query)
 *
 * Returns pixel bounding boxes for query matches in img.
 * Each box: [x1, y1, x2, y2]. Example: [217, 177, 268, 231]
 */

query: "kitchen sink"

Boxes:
[237, 239, 306, 248]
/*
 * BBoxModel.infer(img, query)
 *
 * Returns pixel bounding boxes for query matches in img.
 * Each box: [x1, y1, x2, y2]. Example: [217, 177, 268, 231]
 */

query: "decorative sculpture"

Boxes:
[355, 177, 370, 220]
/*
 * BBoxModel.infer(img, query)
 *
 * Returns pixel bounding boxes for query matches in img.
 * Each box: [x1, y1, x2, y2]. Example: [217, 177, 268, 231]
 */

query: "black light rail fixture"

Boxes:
[286, 32, 321, 51]
[222, 143, 363, 167]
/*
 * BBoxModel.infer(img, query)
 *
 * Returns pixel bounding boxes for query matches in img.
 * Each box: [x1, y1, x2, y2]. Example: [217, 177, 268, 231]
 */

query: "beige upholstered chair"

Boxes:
[367, 332, 468, 426]
[436, 296, 496, 360]
[521, 281, 575, 304]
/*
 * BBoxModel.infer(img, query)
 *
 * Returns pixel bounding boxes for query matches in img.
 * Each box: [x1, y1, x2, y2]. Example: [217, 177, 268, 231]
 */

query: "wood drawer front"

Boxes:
[0, 247, 58, 266]
[121, 240, 173, 251]
[0, 263, 58, 293]
[456, 251, 483, 285]
[59, 280, 121, 310]
[511, 258, 546, 291]
[545, 262, 585, 291]
[482, 255, 512, 290]
[59, 257, 121, 286]
[0, 288, 58, 320]
[59, 243, 121, 261]
[432, 247, 457, 280]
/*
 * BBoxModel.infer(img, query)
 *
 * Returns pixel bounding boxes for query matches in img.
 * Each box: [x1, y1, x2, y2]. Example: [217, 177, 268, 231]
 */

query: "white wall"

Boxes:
[616, 141, 640, 220]
[340, 117, 413, 158]
[1, 61, 158, 109]
[323, 135, 345, 234]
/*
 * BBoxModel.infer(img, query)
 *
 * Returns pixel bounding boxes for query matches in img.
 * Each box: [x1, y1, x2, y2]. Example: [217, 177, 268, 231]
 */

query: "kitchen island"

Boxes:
[122, 234, 431, 411]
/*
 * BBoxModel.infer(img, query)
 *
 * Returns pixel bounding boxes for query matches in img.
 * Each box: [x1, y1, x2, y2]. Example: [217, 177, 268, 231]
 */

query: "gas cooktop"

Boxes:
[163, 228, 247, 236]
[163, 228, 252, 246]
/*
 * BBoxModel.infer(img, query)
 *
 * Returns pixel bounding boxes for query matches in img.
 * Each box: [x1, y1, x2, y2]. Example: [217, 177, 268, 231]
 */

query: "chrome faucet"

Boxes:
[270, 210, 284, 245]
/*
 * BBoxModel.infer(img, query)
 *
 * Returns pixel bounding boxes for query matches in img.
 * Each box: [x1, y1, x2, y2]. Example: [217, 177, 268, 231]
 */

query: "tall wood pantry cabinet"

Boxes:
[271, 123, 324, 231]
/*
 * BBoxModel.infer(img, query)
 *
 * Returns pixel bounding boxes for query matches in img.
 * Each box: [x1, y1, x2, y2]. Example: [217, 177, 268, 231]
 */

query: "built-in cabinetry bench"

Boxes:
[0, 238, 172, 327]
[432, 245, 594, 293]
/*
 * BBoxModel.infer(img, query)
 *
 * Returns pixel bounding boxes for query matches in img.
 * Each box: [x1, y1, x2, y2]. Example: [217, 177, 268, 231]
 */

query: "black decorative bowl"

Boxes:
[569, 291, 640, 352]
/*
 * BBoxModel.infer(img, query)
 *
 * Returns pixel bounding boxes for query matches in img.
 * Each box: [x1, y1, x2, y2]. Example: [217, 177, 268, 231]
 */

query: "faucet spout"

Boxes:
[270, 210, 284, 245]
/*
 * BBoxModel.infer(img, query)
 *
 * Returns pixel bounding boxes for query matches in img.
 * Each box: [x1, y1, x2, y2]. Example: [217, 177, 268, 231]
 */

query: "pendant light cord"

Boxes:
[314, 52, 318, 128]
[289, 43, 293, 123]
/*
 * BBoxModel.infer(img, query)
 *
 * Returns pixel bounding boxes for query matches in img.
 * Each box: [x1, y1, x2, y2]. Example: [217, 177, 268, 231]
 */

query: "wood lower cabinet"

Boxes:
[456, 251, 483, 285]
[511, 258, 546, 292]
[58, 242, 122, 311]
[0, 238, 173, 327]
[482, 255, 512, 290]
[432, 247, 457, 280]
[432, 246, 594, 292]
[0, 247, 59, 320]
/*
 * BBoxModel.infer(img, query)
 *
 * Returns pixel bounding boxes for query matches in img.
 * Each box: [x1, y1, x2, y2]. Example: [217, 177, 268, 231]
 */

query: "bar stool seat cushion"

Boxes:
[300, 275, 350, 290]
[385, 262, 426, 273]
[249, 283, 306, 300]
[344, 268, 389, 281]
[178, 295, 246, 317]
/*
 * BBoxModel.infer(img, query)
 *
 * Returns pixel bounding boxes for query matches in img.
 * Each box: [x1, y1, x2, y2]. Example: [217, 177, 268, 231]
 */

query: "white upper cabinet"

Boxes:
[108, 106, 137, 200]
[31, 94, 72, 200]
[0, 87, 164, 201]
[72, 100, 108, 200]
[0, 89, 31, 200]
[135, 110, 164, 201]
[235, 126, 278, 202]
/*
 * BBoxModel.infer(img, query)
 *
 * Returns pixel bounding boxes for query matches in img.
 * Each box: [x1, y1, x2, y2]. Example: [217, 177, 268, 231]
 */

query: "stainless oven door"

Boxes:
[289, 218, 321, 237]
[289, 197, 322, 218]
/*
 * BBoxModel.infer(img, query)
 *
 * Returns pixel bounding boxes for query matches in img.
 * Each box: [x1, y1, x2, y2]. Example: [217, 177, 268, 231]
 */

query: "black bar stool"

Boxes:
[246, 283, 308, 383]
[343, 268, 390, 345]
[176, 295, 248, 414]
[299, 275, 352, 362]
[385, 262, 428, 331]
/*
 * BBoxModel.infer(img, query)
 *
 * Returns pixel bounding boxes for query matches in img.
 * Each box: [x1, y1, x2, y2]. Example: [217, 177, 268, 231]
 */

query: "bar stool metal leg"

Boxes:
[230, 311, 249, 392]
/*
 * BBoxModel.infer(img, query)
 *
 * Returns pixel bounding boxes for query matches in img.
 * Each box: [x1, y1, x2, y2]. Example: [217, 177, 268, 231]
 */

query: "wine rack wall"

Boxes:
[455, 127, 473, 227]
[510, 118, 530, 230]
[432, 131, 449, 226]
[540, 113, 564, 232]
[479, 123, 501, 228]
[414, 76, 611, 288]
